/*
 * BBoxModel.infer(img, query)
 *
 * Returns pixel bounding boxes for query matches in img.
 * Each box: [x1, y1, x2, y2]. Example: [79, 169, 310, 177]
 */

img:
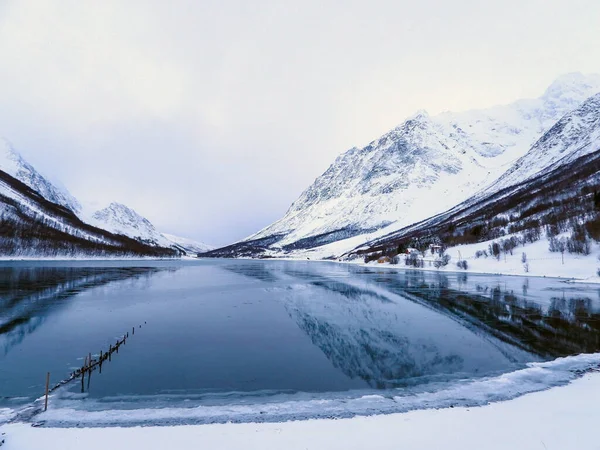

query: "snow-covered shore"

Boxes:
[2, 371, 599, 450]
[0, 256, 186, 262]
[358, 236, 600, 284]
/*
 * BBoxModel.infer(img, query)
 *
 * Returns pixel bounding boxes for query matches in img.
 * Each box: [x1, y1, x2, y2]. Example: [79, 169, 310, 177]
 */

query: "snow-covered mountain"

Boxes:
[487, 92, 600, 194]
[0, 138, 81, 213]
[208, 73, 600, 258]
[89, 203, 213, 254]
[358, 91, 600, 259]
[0, 169, 177, 258]
[90, 203, 173, 248]
[162, 233, 213, 254]
[0, 140, 208, 257]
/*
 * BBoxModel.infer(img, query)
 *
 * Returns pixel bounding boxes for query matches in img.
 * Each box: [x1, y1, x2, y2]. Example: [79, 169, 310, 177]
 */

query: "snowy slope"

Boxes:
[235, 73, 600, 256]
[0, 138, 81, 213]
[0, 169, 177, 257]
[486, 92, 600, 193]
[162, 233, 214, 254]
[90, 203, 173, 247]
[0, 138, 203, 256]
[355, 92, 600, 265]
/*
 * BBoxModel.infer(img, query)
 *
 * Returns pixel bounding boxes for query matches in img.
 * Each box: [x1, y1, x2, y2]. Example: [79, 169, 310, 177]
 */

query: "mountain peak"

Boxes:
[407, 109, 430, 121]
[0, 137, 81, 213]
[542, 72, 600, 100]
[0, 138, 24, 175]
[93, 203, 152, 228]
[91, 202, 170, 247]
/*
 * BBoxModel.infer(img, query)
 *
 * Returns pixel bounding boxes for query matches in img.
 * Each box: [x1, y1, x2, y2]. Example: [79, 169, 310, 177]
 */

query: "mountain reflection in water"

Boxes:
[227, 262, 600, 388]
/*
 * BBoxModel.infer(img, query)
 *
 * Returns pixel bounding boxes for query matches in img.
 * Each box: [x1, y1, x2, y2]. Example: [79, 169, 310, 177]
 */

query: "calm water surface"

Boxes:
[1, 259, 600, 421]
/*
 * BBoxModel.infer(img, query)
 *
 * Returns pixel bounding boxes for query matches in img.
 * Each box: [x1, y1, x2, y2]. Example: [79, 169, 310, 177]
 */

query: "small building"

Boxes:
[377, 256, 392, 264]
[429, 244, 443, 255]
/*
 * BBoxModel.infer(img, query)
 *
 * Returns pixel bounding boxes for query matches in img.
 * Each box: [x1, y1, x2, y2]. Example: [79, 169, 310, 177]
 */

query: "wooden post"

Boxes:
[44, 372, 50, 411]
[109, 344, 112, 361]
[89, 352, 92, 367]
[87, 361, 92, 390]
[133, 326, 135, 335]
[81, 358, 85, 393]
[99, 350, 103, 374]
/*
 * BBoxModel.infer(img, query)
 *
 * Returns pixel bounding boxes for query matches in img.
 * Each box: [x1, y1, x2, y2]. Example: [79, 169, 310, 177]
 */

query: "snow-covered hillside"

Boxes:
[0, 138, 81, 213]
[0, 170, 177, 258]
[162, 233, 213, 254]
[0, 137, 211, 255]
[230, 73, 600, 257]
[89, 204, 213, 253]
[487, 92, 600, 193]
[353, 92, 600, 281]
[90, 203, 173, 247]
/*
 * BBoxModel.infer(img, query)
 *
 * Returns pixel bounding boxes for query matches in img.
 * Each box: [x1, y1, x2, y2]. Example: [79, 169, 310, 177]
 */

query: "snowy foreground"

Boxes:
[2, 371, 600, 450]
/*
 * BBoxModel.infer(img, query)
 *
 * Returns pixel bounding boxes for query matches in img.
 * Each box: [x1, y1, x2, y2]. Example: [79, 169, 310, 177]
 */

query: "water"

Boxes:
[1, 259, 600, 425]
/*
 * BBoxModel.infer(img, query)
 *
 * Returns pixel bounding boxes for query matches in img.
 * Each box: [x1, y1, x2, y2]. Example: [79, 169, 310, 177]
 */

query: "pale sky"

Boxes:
[0, 0, 599, 246]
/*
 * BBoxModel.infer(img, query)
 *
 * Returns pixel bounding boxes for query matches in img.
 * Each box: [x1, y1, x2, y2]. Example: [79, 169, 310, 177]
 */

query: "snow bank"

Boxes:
[3, 369, 600, 449]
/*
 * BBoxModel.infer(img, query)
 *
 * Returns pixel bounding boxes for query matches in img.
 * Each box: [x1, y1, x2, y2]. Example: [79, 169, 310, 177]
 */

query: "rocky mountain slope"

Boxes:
[0, 139, 210, 256]
[0, 138, 81, 213]
[162, 233, 213, 254]
[356, 92, 600, 260]
[0, 168, 177, 258]
[89, 202, 172, 248]
[206, 73, 600, 258]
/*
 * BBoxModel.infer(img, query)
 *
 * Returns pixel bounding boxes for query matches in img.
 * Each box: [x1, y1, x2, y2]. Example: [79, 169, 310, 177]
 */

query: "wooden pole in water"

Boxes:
[81, 357, 86, 393]
[132, 326, 135, 335]
[44, 372, 50, 411]
[87, 360, 92, 390]
[109, 344, 112, 361]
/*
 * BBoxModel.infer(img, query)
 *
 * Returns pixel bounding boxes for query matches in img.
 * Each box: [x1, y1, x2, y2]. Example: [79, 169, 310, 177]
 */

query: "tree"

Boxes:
[549, 237, 566, 264]
[489, 242, 501, 260]
[434, 253, 451, 268]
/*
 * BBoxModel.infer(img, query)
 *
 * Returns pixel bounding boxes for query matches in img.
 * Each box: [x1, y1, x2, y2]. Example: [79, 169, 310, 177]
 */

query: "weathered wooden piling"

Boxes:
[44, 372, 50, 411]
[81, 356, 86, 393]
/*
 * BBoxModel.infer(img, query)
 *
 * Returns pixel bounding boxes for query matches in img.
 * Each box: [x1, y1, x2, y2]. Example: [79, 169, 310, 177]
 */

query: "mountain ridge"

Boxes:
[205, 73, 600, 259]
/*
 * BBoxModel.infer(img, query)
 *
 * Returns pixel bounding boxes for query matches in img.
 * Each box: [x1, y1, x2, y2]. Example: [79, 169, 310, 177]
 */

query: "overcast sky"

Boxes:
[0, 0, 599, 246]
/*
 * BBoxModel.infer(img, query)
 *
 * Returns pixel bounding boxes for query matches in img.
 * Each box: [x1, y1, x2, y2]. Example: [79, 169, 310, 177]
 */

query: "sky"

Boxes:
[0, 0, 599, 246]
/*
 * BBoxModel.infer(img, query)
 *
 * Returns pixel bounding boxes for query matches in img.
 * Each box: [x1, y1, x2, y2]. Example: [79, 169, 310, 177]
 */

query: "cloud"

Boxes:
[0, 0, 598, 245]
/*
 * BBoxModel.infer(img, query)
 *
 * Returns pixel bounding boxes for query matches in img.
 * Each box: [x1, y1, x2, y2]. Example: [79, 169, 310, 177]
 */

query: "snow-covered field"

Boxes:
[2, 368, 599, 450]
